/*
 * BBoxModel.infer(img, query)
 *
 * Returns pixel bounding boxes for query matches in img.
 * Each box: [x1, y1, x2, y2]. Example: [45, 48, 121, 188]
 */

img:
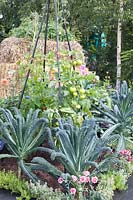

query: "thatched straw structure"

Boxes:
[0, 37, 83, 98]
[0, 37, 83, 64]
[0, 37, 31, 63]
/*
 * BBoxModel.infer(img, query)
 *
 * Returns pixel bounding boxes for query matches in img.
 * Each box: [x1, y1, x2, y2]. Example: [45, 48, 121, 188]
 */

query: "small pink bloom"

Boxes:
[119, 150, 125, 155]
[82, 170, 90, 176]
[58, 177, 64, 184]
[91, 176, 98, 184]
[80, 65, 89, 76]
[85, 176, 90, 183]
[124, 150, 131, 156]
[71, 175, 78, 182]
[119, 149, 131, 156]
[127, 155, 131, 162]
[80, 176, 86, 183]
[70, 188, 76, 195]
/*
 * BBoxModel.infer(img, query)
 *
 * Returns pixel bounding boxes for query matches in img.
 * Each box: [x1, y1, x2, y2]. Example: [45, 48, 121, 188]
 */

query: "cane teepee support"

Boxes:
[18, 0, 72, 109]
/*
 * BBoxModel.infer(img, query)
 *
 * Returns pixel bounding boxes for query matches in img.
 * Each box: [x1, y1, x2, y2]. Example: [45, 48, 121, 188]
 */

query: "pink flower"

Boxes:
[80, 65, 89, 76]
[58, 177, 64, 184]
[91, 176, 98, 184]
[79, 176, 86, 183]
[119, 150, 125, 155]
[119, 149, 131, 156]
[70, 188, 76, 195]
[82, 170, 90, 176]
[127, 155, 131, 162]
[85, 176, 90, 183]
[124, 150, 131, 156]
[71, 175, 78, 182]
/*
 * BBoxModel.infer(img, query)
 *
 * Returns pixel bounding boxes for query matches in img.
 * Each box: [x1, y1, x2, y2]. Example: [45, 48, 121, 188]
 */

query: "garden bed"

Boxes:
[0, 146, 64, 190]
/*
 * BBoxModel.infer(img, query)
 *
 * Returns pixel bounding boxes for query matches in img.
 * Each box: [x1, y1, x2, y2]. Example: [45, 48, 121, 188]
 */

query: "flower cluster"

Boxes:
[119, 149, 133, 162]
[57, 171, 98, 196]
[79, 65, 89, 76]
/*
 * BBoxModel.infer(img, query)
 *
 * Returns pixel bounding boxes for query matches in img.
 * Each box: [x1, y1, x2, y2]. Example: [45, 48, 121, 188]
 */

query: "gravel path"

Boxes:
[0, 189, 16, 200]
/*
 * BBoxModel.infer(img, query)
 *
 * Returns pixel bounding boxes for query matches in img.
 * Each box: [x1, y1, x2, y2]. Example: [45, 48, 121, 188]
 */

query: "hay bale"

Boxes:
[0, 37, 84, 98]
[0, 63, 20, 98]
[0, 37, 83, 63]
[0, 37, 31, 63]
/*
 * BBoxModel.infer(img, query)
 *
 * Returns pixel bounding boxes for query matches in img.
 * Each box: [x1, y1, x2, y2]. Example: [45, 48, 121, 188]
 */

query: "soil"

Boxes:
[0, 144, 64, 190]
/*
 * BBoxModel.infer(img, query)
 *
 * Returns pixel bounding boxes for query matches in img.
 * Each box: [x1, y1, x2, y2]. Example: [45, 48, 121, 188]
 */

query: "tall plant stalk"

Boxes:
[116, 0, 124, 91]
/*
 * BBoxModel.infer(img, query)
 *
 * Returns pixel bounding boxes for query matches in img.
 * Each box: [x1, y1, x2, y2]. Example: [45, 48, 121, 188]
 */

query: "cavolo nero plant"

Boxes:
[94, 81, 133, 150]
[31, 117, 120, 199]
[0, 107, 49, 181]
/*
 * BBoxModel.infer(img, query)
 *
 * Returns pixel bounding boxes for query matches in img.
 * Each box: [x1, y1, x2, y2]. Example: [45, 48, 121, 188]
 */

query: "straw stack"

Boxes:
[0, 37, 83, 98]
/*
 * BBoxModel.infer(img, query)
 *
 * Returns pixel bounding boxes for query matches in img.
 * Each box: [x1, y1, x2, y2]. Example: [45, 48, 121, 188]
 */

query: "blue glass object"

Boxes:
[101, 32, 107, 47]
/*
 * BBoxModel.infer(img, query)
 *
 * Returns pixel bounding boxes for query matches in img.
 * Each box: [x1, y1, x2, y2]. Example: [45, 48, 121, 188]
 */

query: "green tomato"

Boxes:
[70, 87, 77, 93]
[76, 59, 82, 66]
[72, 61, 77, 66]
[73, 92, 78, 96]
[79, 88, 85, 94]
[80, 94, 86, 99]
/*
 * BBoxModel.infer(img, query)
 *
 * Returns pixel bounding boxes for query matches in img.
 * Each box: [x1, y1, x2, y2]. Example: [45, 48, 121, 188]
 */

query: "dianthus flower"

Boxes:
[70, 188, 76, 195]
[57, 177, 64, 184]
[71, 175, 78, 182]
[91, 176, 98, 184]
[79, 176, 87, 183]
[82, 170, 90, 176]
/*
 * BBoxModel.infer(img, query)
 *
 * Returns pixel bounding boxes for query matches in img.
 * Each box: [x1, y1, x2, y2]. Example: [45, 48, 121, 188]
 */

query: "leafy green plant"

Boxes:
[96, 169, 129, 200]
[30, 117, 119, 199]
[0, 170, 32, 200]
[18, 48, 110, 123]
[9, 12, 77, 41]
[32, 118, 117, 175]
[94, 81, 133, 150]
[96, 149, 133, 200]
[0, 170, 69, 200]
[27, 180, 71, 200]
[0, 108, 48, 181]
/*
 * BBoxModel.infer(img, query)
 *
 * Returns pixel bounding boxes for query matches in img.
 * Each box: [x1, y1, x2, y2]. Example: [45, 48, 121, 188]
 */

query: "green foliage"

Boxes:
[97, 150, 133, 199]
[0, 96, 19, 110]
[29, 117, 121, 199]
[9, 13, 39, 39]
[0, 170, 32, 200]
[114, 169, 128, 191]
[27, 180, 70, 200]
[95, 81, 133, 150]
[18, 49, 110, 123]
[121, 49, 133, 81]
[0, 108, 48, 180]
[31, 117, 119, 179]
[66, 0, 133, 82]
[96, 169, 130, 200]
[0, 0, 45, 41]
[0, 170, 69, 200]
[9, 12, 77, 41]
